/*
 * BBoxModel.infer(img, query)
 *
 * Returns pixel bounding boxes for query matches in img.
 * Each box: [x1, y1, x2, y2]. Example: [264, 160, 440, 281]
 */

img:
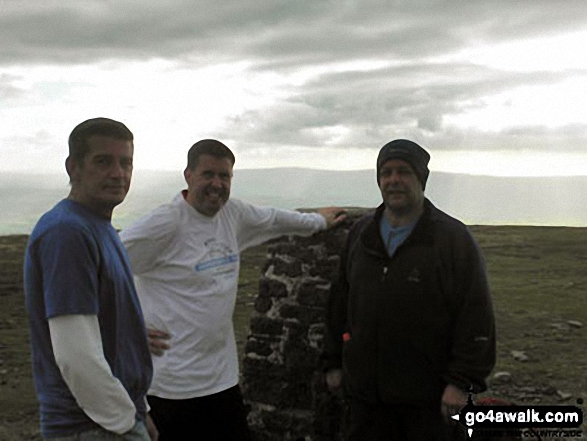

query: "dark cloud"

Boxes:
[221, 55, 583, 152]
[1, 1, 586, 66]
[1, 0, 586, 164]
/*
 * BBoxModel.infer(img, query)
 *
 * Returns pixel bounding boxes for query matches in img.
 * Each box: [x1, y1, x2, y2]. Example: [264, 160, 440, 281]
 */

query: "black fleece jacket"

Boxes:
[324, 199, 496, 405]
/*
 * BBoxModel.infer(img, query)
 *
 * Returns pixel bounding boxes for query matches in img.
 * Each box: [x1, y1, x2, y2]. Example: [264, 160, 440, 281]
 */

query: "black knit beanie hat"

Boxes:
[376, 139, 430, 190]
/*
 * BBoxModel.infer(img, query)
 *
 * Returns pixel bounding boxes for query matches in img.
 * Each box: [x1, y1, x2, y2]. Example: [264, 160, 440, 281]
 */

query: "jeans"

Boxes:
[48, 420, 149, 441]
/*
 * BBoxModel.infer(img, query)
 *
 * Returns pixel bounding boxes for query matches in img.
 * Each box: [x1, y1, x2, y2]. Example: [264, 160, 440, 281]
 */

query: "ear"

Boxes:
[65, 157, 80, 183]
[65, 157, 74, 178]
[183, 167, 191, 185]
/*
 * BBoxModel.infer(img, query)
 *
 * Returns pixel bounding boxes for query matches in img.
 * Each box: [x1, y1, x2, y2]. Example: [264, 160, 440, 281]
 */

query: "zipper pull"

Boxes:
[381, 266, 388, 281]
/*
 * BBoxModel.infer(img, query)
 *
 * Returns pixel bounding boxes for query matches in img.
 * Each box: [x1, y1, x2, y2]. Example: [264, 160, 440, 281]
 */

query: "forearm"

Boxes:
[238, 202, 327, 249]
[263, 208, 326, 236]
[323, 238, 351, 371]
[323, 282, 346, 370]
[446, 325, 496, 392]
[49, 315, 137, 434]
[446, 249, 496, 391]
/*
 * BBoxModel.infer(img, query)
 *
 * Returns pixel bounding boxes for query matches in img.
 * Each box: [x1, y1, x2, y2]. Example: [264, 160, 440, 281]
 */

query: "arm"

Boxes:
[143, 397, 159, 441]
[443, 233, 496, 394]
[49, 314, 136, 434]
[234, 200, 346, 250]
[119, 205, 177, 275]
[322, 223, 354, 393]
[146, 413, 159, 441]
[147, 328, 171, 357]
[120, 209, 175, 356]
[316, 207, 347, 228]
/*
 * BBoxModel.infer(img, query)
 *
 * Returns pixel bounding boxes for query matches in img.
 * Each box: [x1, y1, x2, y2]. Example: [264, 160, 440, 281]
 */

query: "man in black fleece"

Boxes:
[324, 139, 496, 440]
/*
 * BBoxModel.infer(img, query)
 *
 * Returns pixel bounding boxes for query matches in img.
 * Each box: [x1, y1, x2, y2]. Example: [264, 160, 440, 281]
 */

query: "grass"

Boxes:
[1, 226, 586, 439]
[470, 227, 587, 398]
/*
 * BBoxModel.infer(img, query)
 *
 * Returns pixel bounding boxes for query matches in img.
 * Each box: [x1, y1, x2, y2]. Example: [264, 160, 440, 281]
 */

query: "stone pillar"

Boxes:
[242, 210, 370, 441]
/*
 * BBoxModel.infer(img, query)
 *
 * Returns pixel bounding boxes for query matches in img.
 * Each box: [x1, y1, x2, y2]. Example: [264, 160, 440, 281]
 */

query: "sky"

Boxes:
[1, 0, 587, 177]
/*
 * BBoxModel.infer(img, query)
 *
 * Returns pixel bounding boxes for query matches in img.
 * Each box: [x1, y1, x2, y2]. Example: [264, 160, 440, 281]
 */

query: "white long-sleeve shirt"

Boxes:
[49, 315, 136, 434]
[120, 193, 326, 399]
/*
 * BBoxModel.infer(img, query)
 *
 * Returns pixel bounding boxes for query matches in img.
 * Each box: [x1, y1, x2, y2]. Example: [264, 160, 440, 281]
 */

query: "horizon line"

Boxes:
[1, 167, 587, 179]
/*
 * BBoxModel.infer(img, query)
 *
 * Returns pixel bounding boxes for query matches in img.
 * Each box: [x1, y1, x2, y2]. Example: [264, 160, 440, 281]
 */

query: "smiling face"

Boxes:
[184, 154, 233, 216]
[66, 135, 133, 219]
[378, 158, 424, 219]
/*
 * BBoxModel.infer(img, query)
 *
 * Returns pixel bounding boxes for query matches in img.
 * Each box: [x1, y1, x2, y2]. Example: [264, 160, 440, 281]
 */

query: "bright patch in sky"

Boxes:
[464, 31, 587, 72]
[444, 31, 587, 131]
[433, 150, 587, 177]
[2, 8, 587, 178]
[446, 78, 587, 131]
[235, 146, 378, 171]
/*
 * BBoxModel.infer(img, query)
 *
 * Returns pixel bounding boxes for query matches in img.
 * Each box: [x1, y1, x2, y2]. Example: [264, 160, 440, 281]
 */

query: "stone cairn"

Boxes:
[242, 210, 370, 441]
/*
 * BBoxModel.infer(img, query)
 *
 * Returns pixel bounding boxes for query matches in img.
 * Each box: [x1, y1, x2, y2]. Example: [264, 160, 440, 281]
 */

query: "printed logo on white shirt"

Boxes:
[194, 238, 238, 275]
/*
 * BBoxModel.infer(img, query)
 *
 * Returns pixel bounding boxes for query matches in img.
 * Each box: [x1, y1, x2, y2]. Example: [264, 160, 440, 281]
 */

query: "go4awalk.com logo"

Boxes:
[452, 396, 584, 438]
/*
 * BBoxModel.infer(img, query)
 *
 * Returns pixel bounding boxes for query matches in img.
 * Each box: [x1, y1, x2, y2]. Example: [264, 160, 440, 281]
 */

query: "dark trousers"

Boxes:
[347, 398, 450, 441]
[147, 385, 252, 441]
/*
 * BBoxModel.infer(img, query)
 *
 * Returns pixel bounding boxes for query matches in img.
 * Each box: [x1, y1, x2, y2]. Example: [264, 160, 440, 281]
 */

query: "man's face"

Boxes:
[378, 159, 424, 216]
[184, 154, 233, 216]
[67, 135, 133, 217]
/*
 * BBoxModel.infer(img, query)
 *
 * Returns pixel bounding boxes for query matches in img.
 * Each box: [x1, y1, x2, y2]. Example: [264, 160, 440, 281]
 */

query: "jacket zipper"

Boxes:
[381, 265, 388, 281]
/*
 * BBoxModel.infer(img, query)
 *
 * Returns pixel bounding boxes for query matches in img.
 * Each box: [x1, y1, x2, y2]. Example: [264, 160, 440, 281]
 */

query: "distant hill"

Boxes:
[0, 168, 585, 234]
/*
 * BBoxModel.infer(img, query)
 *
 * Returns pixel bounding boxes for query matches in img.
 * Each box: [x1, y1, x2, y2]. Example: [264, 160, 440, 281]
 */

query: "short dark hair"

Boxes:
[186, 139, 235, 170]
[68, 117, 133, 165]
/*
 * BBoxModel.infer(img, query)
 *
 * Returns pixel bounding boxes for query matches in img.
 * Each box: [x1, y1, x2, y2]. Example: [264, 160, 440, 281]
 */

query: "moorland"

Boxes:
[1, 225, 586, 440]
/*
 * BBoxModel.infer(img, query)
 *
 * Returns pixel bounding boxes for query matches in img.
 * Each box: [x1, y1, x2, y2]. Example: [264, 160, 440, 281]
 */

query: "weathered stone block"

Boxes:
[307, 323, 326, 351]
[261, 409, 292, 434]
[286, 234, 323, 247]
[244, 378, 289, 408]
[283, 319, 308, 339]
[308, 256, 340, 279]
[252, 408, 315, 440]
[250, 316, 284, 336]
[296, 280, 331, 307]
[242, 356, 285, 376]
[258, 277, 288, 299]
[270, 256, 303, 278]
[269, 242, 317, 262]
[243, 358, 288, 407]
[282, 322, 321, 371]
[283, 344, 321, 372]
[254, 295, 272, 314]
[280, 304, 326, 324]
[244, 336, 275, 357]
[320, 227, 351, 255]
[283, 379, 314, 410]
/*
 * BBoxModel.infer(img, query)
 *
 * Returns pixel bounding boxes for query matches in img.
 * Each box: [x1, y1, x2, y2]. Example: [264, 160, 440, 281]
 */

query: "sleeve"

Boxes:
[119, 205, 177, 275]
[40, 225, 100, 318]
[443, 232, 496, 393]
[49, 315, 136, 434]
[234, 200, 327, 251]
[322, 224, 353, 372]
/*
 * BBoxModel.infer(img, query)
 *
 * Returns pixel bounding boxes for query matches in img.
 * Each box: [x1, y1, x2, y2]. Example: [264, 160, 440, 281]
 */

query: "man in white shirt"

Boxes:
[120, 139, 345, 440]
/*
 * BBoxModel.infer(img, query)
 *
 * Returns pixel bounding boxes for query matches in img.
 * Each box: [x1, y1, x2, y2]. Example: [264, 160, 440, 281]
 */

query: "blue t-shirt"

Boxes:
[24, 199, 152, 438]
[379, 215, 417, 258]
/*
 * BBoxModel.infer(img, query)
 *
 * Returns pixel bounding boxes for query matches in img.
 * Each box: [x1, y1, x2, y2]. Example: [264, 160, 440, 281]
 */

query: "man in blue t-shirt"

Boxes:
[23, 118, 156, 440]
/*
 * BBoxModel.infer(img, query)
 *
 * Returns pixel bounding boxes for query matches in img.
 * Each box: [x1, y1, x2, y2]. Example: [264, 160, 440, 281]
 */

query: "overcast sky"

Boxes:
[2, 0, 587, 176]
